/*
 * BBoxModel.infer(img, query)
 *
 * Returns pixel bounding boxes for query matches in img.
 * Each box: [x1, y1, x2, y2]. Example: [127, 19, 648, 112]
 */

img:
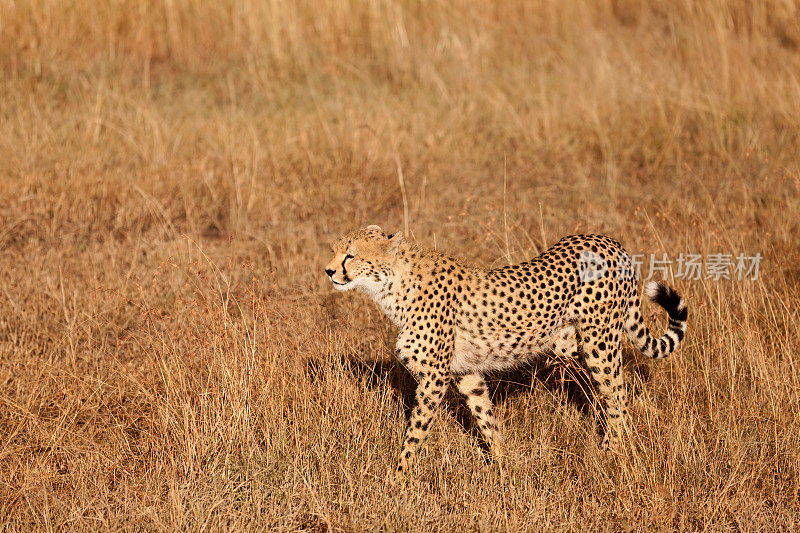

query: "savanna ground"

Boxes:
[1, 1, 800, 530]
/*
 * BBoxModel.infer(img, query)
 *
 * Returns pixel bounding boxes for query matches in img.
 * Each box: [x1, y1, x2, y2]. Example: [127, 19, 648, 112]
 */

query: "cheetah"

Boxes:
[324, 225, 688, 478]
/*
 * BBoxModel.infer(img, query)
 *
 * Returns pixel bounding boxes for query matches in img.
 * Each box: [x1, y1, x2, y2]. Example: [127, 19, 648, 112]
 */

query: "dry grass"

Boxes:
[1, 0, 800, 530]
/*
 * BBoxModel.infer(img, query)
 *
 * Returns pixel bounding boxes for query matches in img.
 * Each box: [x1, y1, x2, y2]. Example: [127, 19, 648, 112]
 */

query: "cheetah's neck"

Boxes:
[370, 278, 403, 328]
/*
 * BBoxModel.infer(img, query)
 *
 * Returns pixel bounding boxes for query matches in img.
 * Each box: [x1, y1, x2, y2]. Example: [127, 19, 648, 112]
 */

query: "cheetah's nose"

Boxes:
[325, 268, 335, 277]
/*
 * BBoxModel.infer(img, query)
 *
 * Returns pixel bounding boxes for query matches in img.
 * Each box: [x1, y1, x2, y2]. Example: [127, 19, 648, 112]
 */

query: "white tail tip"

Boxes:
[644, 280, 660, 299]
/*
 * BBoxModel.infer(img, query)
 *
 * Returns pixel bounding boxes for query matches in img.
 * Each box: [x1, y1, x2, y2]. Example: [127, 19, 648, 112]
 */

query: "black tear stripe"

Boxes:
[341, 257, 349, 282]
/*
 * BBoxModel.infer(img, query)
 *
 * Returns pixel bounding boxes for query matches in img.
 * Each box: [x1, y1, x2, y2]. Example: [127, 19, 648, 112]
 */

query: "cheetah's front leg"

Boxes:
[454, 373, 503, 461]
[392, 322, 454, 480]
[394, 368, 449, 478]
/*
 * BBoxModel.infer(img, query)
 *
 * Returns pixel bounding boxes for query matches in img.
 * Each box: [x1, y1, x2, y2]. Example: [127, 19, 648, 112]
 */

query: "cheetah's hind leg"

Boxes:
[550, 317, 584, 360]
[580, 317, 628, 447]
[545, 317, 594, 412]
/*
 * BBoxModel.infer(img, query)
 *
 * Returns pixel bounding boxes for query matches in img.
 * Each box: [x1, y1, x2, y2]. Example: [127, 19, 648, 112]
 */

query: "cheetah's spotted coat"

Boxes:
[324, 226, 688, 477]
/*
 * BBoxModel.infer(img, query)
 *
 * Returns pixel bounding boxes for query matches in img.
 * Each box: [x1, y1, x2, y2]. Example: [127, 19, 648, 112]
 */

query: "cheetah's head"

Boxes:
[325, 225, 403, 293]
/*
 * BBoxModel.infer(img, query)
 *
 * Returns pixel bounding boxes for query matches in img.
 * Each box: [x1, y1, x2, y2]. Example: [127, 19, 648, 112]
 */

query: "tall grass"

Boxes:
[1, 0, 799, 529]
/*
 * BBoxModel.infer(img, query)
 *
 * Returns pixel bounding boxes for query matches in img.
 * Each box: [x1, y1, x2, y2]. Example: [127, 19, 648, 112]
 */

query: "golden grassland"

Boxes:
[1, 0, 800, 529]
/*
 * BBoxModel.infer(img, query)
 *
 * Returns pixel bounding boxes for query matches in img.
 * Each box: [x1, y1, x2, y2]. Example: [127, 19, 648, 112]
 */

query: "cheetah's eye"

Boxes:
[345, 254, 354, 260]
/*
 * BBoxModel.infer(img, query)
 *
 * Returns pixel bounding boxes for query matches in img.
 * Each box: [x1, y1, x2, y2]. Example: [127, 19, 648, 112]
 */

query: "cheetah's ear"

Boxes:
[387, 231, 403, 252]
[365, 224, 382, 232]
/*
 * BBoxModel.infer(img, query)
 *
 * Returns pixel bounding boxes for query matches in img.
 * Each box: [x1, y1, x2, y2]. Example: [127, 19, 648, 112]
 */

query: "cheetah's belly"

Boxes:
[451, 328, 545, 374]
[451, 320, 579, 375]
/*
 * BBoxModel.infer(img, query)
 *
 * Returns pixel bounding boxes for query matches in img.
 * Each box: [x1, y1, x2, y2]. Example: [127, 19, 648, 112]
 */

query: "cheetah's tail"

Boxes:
[625, 281, 688, 360]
